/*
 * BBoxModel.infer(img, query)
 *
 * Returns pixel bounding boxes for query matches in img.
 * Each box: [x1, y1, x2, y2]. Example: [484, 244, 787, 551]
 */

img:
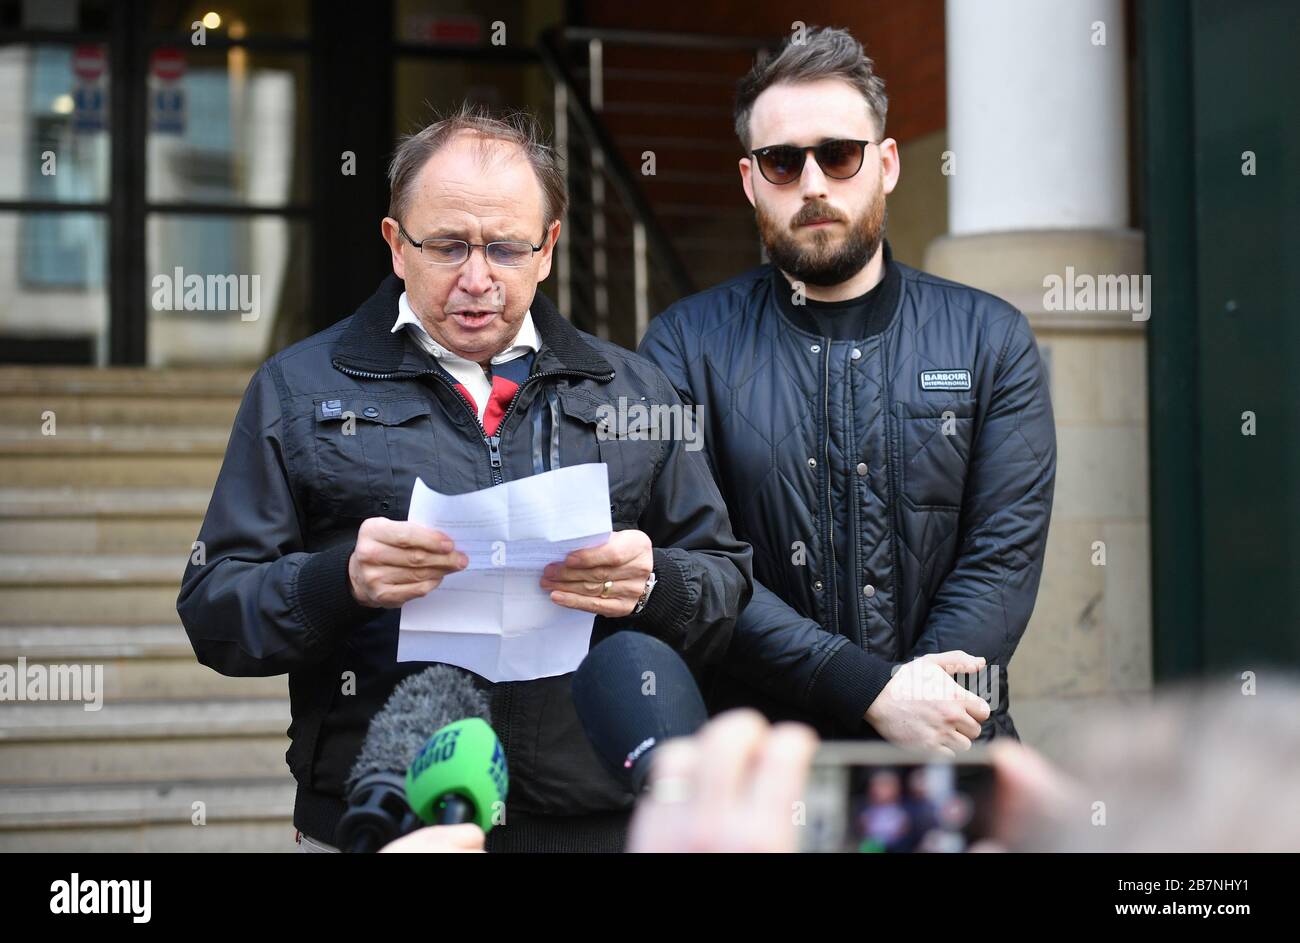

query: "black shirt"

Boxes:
[773, 241, 901, 341]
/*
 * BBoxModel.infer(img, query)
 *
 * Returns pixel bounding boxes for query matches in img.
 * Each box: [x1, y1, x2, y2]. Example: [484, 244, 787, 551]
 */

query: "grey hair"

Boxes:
[387, 101, 567, 231]
[734, 26, 888, 153]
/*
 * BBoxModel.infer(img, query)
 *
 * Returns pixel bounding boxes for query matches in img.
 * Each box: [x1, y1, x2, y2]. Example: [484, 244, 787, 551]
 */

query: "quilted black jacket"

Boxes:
[176, 275, 752, 846]
[639, 252, 1056, 740]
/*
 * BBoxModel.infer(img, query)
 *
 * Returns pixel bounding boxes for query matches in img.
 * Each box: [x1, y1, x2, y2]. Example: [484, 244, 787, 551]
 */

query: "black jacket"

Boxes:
[639, 250, 1055, 740]
[177, 275, 752, 845]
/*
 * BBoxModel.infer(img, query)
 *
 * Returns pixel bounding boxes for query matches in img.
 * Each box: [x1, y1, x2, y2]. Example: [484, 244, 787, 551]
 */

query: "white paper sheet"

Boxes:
[396, 463, 613, 682]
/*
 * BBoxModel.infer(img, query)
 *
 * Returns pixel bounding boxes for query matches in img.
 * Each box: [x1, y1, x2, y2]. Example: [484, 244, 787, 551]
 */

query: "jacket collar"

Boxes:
[332, 273, 614, 380]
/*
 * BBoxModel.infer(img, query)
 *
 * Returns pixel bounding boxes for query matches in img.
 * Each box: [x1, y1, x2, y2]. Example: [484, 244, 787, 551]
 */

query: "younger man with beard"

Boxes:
[640, 27, 1057, 754]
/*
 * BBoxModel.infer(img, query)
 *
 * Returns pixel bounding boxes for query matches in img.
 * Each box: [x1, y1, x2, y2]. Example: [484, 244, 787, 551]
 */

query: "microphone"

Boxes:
[405, 716, 508, 832]
[571, 631, 708, 793]
[336, 664, 493, 853]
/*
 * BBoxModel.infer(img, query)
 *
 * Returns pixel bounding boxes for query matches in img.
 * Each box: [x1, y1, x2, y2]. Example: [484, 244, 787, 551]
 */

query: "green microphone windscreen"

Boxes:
[406, 717, 508, 833]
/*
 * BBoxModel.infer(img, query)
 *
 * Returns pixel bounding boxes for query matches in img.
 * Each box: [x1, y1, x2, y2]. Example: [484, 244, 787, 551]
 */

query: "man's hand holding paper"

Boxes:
[347, 518, 469, 609]
[539, 529, 653, 618]
[389, 463, 636, 682]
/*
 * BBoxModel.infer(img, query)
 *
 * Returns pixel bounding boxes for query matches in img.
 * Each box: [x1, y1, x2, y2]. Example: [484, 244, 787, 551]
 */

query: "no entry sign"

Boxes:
[150, 48, 185, 82]
[72, 45, 106, 82]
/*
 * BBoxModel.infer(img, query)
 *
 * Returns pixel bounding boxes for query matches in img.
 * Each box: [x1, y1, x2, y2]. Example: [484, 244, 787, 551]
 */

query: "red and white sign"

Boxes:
[150, 47, 186, 82]
[72, 44, 106, 82]
[405, 14, 483, 46]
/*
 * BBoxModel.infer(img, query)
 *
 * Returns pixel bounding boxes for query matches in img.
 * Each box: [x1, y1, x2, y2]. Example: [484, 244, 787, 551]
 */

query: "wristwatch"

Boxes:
[632, 570, 657, 614]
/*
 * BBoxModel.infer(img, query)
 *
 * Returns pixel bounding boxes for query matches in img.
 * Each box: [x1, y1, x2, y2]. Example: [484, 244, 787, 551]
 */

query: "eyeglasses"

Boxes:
[750, 139, 873, 186]
[397, 223, 546, 267]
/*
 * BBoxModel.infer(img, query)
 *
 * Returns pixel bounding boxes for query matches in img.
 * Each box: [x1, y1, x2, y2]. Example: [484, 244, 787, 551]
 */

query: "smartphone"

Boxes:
[799, 743, 997, 853]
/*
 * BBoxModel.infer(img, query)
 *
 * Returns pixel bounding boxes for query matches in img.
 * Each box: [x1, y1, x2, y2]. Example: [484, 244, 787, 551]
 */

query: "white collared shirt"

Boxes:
[392, 291, 539, 424]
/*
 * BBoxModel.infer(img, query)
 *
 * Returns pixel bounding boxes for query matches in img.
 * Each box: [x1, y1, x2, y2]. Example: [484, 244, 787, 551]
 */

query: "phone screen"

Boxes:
[799, 744, 997, 853]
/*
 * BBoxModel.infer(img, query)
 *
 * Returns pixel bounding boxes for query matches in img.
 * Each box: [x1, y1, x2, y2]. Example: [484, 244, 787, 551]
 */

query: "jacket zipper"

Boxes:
[819, 340, 840, 636]
[483, 368, 610, 484]
[847, 344, 865, 651]
[472, 369, 607, 768]
[878, 338, 905, 654]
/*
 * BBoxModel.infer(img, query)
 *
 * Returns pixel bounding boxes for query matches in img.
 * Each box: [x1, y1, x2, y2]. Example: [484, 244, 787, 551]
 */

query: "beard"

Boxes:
[756, 183, 887, 288]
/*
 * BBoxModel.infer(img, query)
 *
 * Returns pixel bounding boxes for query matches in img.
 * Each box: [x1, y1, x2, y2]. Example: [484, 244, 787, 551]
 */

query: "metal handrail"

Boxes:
[539, 27, 776, 341]
[557, 27, 770, 52]
[538, 28, 695, 303]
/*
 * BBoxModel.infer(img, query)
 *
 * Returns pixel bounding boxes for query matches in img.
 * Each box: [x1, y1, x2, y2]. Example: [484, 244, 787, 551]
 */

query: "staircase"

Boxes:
[572, 28, 769, 291]
[0, 366, 298, 852]
[539, 28, 771, 350]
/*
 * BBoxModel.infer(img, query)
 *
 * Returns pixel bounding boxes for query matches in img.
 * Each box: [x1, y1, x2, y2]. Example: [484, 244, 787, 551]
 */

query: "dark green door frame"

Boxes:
[1142, 0, 1300, 680]
[1141, 0, 1203, 680]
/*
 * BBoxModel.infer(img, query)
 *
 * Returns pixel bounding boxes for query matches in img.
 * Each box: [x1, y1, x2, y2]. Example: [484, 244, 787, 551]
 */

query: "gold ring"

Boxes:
[600, 580, 613, 598]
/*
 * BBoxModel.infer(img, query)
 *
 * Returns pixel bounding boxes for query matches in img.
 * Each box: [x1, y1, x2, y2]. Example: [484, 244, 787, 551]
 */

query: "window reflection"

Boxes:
[0, 45, 111, 202]
[0, 211, 108, 363]
[146, 49, 309, 206]
[146, 214, 309, 366]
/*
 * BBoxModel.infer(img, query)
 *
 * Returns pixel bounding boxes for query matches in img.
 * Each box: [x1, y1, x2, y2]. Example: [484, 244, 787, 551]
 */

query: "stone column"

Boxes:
[924, 0, 1152, 757]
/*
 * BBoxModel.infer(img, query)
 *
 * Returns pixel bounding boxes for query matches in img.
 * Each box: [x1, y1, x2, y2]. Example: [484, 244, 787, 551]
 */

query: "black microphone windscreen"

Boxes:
[571, 632, 708, 792]
[346, 664, 491, 791]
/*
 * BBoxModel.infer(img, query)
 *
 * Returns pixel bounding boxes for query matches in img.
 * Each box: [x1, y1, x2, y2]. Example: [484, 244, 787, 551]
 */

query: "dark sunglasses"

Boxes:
[751, 138, 873, 185]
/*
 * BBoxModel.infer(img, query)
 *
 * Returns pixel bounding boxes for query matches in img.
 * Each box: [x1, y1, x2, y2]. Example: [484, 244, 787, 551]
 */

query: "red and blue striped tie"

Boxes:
[450, 352, 534, 436]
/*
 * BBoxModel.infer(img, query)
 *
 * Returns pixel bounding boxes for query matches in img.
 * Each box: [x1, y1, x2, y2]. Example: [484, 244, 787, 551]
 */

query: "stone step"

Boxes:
[0, 364, 248, 429]
[0, 366, 253, 397]
[0, 429, 226, 488]
[0, 624, 286, 700]
[0, 699, 290, 786]
[0, 819, 297, 852]
[0, 623, 193, 659]
[0, 735, 291, 786]
[0, 487, 212, 517]
[0, 554, 187, 625]
[1, 655, 284, 702]
[0, 394, 240, 429]
[0, 487, 208, 554]
[0, 698, 290, 740]
[0, 779, 296, 852]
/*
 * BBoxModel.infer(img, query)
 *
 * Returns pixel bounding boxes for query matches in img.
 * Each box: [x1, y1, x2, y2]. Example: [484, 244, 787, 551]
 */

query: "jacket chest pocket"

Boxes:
[311, 397, 435, 520]
[895, 397, 977, 510]
[554, 388, 661, 526]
